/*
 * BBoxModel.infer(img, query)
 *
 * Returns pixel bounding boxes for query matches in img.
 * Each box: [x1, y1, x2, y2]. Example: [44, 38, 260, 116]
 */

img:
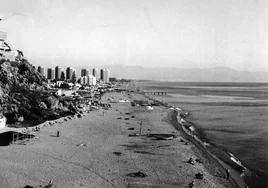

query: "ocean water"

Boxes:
[136, 81, 268, 188]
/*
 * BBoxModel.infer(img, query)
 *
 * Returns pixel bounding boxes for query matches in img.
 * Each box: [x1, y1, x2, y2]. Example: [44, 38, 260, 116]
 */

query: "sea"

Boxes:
[136, 81, 268, 188]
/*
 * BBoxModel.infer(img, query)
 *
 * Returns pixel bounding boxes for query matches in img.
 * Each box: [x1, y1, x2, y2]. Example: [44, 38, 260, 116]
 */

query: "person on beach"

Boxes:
[226, 169, 230, 179]
[57, 130, 60, 137]
[103, 111, 105, 116]
[188, 180, 195, 187]
[187, 158, 195, 165]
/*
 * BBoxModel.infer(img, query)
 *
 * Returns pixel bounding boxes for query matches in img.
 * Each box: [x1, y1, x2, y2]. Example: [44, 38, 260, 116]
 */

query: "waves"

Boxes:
[228, 152, 246, 170]
[138, 81, 268, 188]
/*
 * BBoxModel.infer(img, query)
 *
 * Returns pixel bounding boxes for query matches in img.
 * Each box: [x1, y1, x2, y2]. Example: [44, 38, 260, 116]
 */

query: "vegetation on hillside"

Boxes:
[0, 59, 77, 127]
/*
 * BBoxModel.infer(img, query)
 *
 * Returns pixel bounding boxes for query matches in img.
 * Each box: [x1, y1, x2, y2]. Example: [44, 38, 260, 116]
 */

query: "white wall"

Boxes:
[0, 117, 6, 129]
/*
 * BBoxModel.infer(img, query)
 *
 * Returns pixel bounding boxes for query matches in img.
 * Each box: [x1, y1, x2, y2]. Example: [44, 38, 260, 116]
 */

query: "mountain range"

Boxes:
[85, 64, 268, 82]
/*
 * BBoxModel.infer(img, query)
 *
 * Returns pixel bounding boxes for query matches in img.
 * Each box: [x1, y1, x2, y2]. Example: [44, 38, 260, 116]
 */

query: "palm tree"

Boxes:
[60, 72, 65, 81]
[71, 72, 76, 84]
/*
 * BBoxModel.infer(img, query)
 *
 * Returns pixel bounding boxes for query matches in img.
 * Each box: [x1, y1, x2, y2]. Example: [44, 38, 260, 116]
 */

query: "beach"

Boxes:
[0, 91, 236, 188]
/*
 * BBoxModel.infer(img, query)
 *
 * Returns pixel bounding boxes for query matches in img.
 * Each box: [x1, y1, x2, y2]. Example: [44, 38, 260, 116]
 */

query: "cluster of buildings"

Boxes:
[1, 30, 111, 87]
[37, 66, 110, 86]
[0, 31, 24, 61]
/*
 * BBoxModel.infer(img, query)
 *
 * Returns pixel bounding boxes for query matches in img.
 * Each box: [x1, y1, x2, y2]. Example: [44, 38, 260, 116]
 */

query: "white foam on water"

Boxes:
[228, 152, 246, 169]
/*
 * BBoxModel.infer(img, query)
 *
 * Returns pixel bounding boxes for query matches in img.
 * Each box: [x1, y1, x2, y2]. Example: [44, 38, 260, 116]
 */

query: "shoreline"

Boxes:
[0, 90, 244, 187]
[138, 80, 267, 187]
[23, 89, 249, 188]
[143, 93, 247, 188]
[168, 102, 265, 188]
[174, 111, 247, 188]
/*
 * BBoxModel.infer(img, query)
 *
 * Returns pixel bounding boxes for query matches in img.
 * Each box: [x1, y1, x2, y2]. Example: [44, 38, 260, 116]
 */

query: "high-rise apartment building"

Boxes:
[100, 69, 110, 83]
[37, 66, 45, 76]
[55, 66, 63, 80]
[105, 69, 110, 83]
[81, 69, 85, 77]
[81, 69, 89, 77]
[100, 69, 104, 82]
[85, 69, 89, 77]
[92, 68, 100, 80]
[47, 68, 55, 80]
[66, 67, 75, 80]
[71, 71, 77, 83]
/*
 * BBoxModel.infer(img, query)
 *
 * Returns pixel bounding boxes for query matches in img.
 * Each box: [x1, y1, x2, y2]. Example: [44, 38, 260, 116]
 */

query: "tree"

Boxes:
[60, 72, 65, 81]
[71, 72, 76, 84]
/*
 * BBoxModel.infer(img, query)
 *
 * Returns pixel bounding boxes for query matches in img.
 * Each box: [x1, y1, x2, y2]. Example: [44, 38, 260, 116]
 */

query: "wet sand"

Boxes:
[0, 91, 235, 188]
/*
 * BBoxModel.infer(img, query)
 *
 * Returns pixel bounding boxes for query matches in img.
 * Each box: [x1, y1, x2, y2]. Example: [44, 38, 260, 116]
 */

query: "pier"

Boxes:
[144, 91, 167, 95]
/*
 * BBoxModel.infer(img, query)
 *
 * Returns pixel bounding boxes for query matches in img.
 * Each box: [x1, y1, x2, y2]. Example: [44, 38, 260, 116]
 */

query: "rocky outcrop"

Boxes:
[0, 59, 46, 96]
[45, 96, 59, 110]
[0, 59, 76, 127]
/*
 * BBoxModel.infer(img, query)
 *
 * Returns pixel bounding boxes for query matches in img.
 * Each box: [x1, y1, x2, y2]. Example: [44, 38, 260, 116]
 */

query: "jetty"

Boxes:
[144, 91, 167, 95]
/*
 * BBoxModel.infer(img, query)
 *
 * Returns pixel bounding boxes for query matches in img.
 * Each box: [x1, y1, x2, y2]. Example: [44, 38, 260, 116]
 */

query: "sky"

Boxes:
[0, 0, 267, 71]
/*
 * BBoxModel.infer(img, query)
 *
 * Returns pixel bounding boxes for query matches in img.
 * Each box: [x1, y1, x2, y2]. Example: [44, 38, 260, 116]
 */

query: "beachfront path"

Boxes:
[0, 92, 235, 188]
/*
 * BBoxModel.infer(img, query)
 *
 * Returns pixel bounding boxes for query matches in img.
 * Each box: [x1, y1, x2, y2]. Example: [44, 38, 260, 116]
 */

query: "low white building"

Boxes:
[55, 89, 62, 96]
[80, 75, 96, 86]
[0, 115, 7, 129]
[55, 81, 64, 87]
[0, 31, 23, 61]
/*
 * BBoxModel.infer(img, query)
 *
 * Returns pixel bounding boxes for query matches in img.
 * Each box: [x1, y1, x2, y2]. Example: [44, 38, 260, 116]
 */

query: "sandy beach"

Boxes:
[0, 91, 236, 188]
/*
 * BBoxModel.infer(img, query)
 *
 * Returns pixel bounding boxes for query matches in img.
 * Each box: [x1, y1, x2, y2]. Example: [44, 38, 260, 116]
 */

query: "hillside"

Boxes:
[0, 59, 77, 127]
